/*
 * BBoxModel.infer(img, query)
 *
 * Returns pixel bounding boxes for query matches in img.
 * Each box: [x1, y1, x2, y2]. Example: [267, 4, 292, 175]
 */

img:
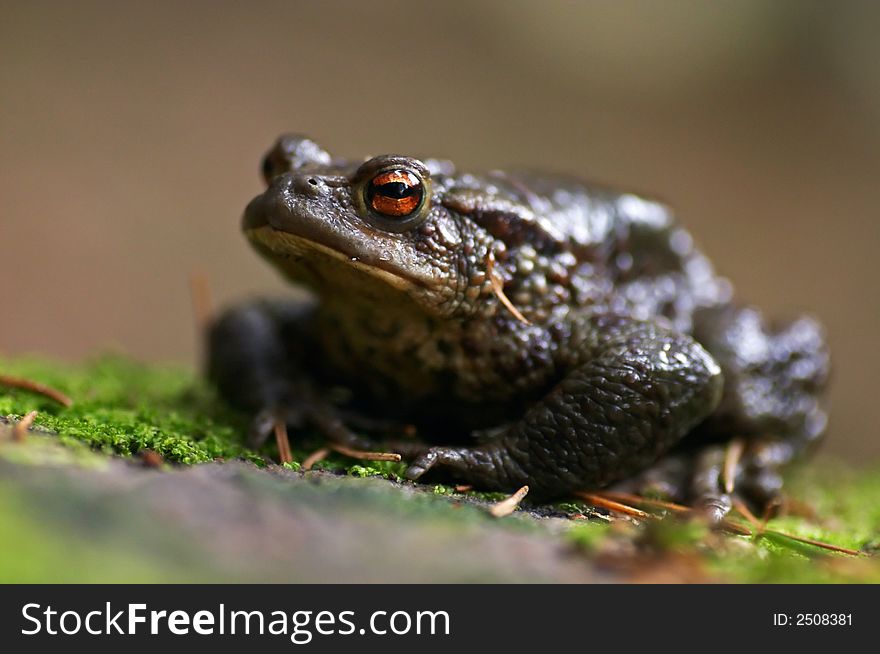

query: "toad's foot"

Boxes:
[404, 443, 526, 490]
[245, 386, 374, 452]
[609, 439, 789, 524]
[404, 447, 451, 481]
[692, 438, 800, 523]
[691, 445, 734, 523]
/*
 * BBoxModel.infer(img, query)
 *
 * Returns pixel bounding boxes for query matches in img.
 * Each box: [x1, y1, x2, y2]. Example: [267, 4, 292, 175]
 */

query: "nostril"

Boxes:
[291, 175, 324, 195]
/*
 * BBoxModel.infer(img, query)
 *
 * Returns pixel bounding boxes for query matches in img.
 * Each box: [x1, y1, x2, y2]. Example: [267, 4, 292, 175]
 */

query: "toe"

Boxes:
[695, 493, 732, 524]
[247, 408, 278, 448]
[405, 450, 439, 481]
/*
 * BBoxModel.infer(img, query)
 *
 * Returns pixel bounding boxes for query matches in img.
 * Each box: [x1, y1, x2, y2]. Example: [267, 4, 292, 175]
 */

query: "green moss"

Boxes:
[564, 463, 880, 583]
[2, 354, 879, 583]
[346, 459, 406, 480]
[0, 355, 392, 474]
[568, 521, 612, 553]
[0, 353, 505, 487]
[1, 355, 260, 464]
[551, 500, 594, 517]
[701, 464, 880, 583]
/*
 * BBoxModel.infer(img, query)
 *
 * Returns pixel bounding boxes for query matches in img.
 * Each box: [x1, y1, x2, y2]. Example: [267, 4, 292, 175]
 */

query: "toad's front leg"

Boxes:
[207, 299, 373, 451]
[405, 317, 724, 499]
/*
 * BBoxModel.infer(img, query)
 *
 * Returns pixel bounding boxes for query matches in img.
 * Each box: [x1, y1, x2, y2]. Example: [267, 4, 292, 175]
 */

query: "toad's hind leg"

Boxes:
[405, 317, 724, 499]
[690, 304, 830, 513]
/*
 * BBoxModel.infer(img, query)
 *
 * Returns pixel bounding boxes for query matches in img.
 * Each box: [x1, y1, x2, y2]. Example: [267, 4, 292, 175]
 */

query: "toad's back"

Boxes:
[438, 168, 730, 334]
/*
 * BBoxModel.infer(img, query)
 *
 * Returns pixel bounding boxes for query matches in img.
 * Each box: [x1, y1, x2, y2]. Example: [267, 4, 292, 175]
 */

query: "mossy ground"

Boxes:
[1, 355, 878, 583]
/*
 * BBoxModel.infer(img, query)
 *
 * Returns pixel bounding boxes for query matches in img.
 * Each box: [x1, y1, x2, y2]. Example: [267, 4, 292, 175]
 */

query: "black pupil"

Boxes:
[375, 181, 417, 199]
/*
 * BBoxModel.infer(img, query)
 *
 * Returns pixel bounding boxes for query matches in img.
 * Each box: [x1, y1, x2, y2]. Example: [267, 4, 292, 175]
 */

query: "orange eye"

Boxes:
[366, 170, 424, 218]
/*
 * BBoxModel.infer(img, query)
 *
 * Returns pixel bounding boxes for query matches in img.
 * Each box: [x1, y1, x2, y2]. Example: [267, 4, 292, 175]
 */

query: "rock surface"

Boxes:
[0, 428, 612, 583]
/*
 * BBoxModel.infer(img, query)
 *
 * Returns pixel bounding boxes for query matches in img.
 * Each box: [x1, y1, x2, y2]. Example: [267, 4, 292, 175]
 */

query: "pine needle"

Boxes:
[485, 252, 531, 326]
[575, 492, 652, 520]
[598, 490, 691, 515]
[12, 410, 38, 442]
[723, 438, 745, 494]
[732, 498, 762, 530]
[575, 490, 863, 555]
[0, 375, 73, 407]
[273, 418, 294, 464]
[489, 485, 530, 518]
[329, 443, 401, 462]
[302, 447, 330, 471]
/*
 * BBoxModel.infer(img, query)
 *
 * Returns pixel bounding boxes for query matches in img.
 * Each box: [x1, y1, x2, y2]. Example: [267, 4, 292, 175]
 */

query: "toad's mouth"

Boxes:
[242, 193, 438, 293]
[245, 224, 433, 293]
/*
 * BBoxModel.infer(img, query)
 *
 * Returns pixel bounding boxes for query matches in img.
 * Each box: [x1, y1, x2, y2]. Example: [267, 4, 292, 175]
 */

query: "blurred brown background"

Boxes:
[2, 1, 878, 461]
